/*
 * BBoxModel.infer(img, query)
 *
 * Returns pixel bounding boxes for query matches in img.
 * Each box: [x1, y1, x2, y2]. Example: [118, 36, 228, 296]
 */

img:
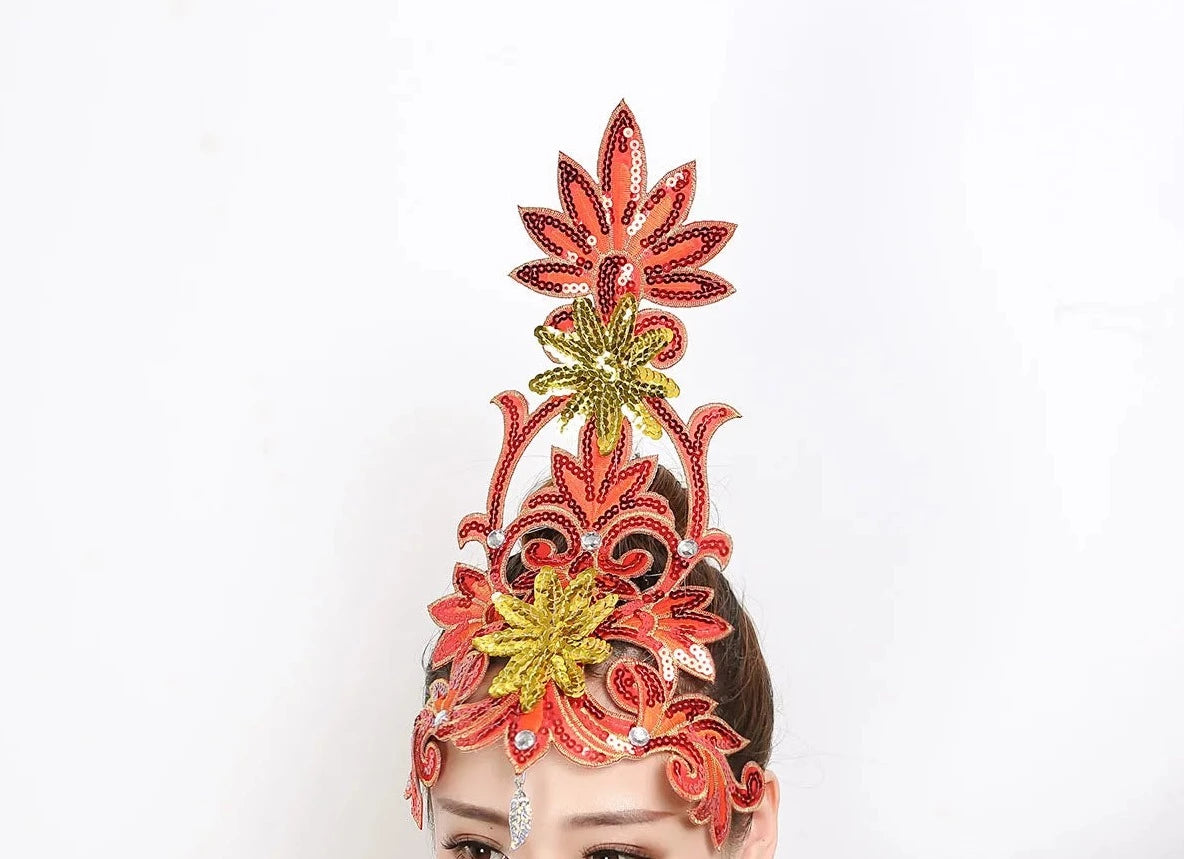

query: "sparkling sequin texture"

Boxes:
[405, 100, 766, 852]
[529, 293, 678, 455]
[472, 567, 618, 712]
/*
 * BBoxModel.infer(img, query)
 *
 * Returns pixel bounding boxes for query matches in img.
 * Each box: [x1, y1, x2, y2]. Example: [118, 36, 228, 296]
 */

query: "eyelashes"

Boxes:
[440, 836, 654, 859]
[440, 837, 506, 859]
[588, 849, 655, 859]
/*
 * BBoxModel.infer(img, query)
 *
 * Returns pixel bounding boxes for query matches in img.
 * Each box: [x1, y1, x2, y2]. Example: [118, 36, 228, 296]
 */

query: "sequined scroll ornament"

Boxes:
[403, 100, 766, 852]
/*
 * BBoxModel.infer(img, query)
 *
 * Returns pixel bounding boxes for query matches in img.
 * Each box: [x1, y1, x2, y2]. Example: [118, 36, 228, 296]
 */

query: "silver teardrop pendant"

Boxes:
[508, 772, 533, 849]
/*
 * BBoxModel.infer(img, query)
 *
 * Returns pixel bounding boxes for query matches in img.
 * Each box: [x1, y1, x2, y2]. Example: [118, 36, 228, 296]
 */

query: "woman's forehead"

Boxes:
[434, 739, 689, 817]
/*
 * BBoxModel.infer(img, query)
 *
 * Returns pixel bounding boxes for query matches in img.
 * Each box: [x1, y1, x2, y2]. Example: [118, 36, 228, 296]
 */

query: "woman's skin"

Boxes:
[429, 672, 779, 858]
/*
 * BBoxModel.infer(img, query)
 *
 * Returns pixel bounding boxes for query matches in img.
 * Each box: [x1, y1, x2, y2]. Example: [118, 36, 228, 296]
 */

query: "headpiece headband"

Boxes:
[404, 100, 765, 851]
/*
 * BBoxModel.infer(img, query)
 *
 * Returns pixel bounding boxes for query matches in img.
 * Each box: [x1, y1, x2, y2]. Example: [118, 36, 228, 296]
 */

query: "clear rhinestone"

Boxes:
[514, 729, 537, 751]
[628, 725, 651, 747]
[433, 709, 449, 729]
[581, 532, 602, 552]
[487, 529, 506, 549]
[677, 538, 699, 559]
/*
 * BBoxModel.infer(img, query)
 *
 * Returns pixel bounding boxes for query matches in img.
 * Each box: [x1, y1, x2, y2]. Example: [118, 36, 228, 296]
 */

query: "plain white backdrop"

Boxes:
[2, 1, 1183, 856]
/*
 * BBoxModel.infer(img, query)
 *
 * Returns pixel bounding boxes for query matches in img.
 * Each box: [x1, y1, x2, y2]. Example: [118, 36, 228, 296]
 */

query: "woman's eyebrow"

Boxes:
[433, 797, 507, 826]
[565, 808, 676, 828]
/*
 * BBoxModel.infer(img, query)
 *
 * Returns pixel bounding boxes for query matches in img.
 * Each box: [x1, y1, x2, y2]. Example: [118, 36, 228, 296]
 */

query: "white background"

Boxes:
[2, 1, 1182, 857]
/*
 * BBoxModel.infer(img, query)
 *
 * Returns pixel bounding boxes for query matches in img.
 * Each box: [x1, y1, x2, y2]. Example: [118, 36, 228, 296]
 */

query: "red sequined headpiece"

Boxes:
[404, 100, 766, 851]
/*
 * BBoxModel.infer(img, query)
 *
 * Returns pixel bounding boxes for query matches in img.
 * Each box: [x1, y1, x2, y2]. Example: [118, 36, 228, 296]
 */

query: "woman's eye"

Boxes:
[448, 840, 505, 859]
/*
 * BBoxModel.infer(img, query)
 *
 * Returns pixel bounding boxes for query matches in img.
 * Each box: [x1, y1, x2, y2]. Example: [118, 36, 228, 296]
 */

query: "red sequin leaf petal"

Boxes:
[518, 206, 593, 265]
[428, 565, 493, 625]
[630, 161, 696, 254]
[427, 565, 497, 668]
[686, 714, 748, 755]
[510, 258, 592, 300]
[448, 695, 519, 750]
[653, 587, 733, 645]
[642, 220, 736, 273]
[653, 585, 712, 614]
[597, 100, 645, 248]
[663, 694, 718, 725]
[644, 268, 736, 309]
[428, 623, 478, 669]
[558, 152, 611, 249]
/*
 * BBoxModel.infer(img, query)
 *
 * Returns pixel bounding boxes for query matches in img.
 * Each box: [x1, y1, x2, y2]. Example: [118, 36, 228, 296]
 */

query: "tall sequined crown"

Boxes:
[404, 100, 765, 851]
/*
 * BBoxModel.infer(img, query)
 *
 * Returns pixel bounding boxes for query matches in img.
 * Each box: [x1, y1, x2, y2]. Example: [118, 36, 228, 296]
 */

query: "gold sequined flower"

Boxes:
[529, 294, 679, 455]
[471, 567, 619, 712]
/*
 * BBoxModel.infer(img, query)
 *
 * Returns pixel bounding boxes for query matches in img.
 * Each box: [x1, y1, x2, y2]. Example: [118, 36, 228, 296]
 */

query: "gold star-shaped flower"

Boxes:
[471, 567, 619, 712]
[529, 294, 679, 455]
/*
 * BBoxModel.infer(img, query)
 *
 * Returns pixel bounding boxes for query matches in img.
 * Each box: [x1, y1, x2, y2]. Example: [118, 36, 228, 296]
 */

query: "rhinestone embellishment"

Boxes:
[628, 725, 651, 747]
[581, 532, 602, 552]
[509, 772, 533, 849]
[677, 538, 699, 558]
[487, 529, 506, 549]
[514, 729, 537, 751]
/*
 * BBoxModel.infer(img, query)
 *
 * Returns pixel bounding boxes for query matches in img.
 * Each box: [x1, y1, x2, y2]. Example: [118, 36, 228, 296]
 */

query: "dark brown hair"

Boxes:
[422, 463, 775, 837]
